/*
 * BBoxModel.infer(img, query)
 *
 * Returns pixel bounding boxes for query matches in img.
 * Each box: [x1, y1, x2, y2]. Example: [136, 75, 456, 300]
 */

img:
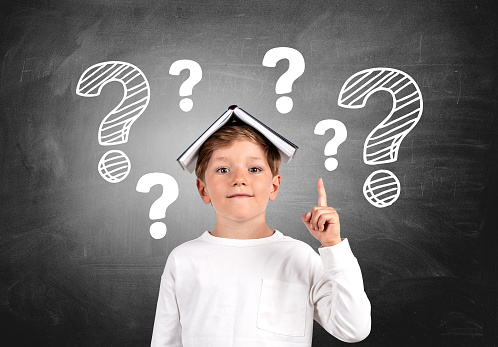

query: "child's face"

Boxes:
[196, 140, 281, 224]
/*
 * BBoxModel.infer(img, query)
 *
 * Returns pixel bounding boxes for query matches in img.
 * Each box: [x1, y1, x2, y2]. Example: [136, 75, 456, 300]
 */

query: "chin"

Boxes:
[216, 208, 267, 222]
[231, 209, 267, 222]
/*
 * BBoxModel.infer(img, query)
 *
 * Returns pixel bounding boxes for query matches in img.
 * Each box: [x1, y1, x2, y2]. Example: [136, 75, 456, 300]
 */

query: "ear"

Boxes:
[269, 174, 281, 201]
[196, 178, 212, 204]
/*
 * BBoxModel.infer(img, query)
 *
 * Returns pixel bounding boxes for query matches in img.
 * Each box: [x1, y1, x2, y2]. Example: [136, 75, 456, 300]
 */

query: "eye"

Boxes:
[216, 167, 229, 174]
[249, 167, 262, 173]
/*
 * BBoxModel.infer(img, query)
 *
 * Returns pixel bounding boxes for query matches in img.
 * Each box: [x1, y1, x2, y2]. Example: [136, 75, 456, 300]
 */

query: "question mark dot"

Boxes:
[276, 96, 293, 114]
[179, 98, 193, 112]
[150, 222, 167, 239]
[98, 150, 131, 183]
[324, 158, 339, 171]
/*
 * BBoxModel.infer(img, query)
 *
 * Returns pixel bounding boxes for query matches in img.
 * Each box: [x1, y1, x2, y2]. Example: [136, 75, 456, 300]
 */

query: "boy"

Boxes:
[151, 109, 371, 346]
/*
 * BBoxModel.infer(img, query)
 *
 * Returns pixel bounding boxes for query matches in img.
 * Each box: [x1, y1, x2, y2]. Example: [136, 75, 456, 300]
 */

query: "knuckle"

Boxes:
[313, 209, 323, 217]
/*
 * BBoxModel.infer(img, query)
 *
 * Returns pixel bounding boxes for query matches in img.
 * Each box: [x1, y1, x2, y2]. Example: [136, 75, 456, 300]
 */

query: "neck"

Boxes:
[211, 215, 274, 240]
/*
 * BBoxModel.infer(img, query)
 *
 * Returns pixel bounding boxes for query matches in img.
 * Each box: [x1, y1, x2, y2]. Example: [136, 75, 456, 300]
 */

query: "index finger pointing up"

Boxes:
[318, 178, 327, 207]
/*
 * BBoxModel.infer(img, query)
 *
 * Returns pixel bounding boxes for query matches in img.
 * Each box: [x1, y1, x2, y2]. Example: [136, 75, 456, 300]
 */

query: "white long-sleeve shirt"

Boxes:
[151, 230, 371, 346]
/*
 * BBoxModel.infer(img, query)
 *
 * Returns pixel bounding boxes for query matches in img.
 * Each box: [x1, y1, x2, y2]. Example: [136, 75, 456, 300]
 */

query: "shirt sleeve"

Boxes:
[311, 238, 371, 343]
[150, 254, 183, 347]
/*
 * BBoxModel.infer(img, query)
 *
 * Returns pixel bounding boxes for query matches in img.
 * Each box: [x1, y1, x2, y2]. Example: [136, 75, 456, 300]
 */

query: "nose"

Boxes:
[231, 167, 247, 186]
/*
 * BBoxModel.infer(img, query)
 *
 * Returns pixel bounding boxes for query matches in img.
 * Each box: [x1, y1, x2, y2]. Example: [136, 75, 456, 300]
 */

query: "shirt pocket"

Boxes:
[256, 279, 310, 337]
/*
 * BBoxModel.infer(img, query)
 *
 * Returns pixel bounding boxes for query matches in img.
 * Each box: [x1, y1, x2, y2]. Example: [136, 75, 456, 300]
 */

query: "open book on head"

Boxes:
[177, 105, 299, 173]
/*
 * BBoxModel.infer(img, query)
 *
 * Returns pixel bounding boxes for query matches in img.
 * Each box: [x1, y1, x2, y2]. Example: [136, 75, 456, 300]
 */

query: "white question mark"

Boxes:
[314, 119, 348, 171]
[77, 61, 150, 183]
[169, 60, 202, 112]
[262, 47, 305, 114]
[338, 67, 423, 207]
[136, 173, 179, 239]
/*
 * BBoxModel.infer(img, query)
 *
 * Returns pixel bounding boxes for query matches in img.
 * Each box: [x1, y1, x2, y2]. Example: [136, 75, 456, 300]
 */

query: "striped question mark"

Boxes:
[77, 61, 150, 183]
[338, 68, 423, 208]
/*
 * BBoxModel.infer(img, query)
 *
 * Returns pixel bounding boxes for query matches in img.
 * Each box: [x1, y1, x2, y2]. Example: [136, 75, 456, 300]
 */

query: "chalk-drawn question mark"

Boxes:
[169, 60, 202, 112]
[314, 119, 348, 171]
[136, 173, 179, 239]
[262, 47, 305, 114]
[76, 61, 150, 183]
[338, 67, 423, 208]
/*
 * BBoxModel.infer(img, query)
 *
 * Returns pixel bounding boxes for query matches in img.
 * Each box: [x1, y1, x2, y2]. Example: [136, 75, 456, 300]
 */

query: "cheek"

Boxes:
[257, 178, 274, 196]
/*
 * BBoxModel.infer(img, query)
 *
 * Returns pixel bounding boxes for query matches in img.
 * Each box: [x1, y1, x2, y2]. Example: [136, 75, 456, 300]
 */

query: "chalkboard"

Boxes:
[1, 0, 497, 346]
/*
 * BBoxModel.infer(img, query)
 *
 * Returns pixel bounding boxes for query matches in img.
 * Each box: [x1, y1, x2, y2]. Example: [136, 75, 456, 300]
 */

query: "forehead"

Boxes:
[209, 140, 266, 161]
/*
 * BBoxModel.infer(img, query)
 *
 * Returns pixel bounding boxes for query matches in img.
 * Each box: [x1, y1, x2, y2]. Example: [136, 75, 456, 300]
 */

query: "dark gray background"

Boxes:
[1, 0, 497, 345]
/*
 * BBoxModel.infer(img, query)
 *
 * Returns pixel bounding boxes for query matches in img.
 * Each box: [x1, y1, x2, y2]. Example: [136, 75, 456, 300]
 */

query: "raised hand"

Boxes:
[301, 178, 342, 247]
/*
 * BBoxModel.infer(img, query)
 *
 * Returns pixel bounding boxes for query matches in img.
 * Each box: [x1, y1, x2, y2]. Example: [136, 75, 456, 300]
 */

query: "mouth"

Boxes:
[228, 194, 253, 198]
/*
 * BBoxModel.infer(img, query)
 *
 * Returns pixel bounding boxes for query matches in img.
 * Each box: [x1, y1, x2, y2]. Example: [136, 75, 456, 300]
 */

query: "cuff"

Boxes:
[318, 238, 358, 273]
